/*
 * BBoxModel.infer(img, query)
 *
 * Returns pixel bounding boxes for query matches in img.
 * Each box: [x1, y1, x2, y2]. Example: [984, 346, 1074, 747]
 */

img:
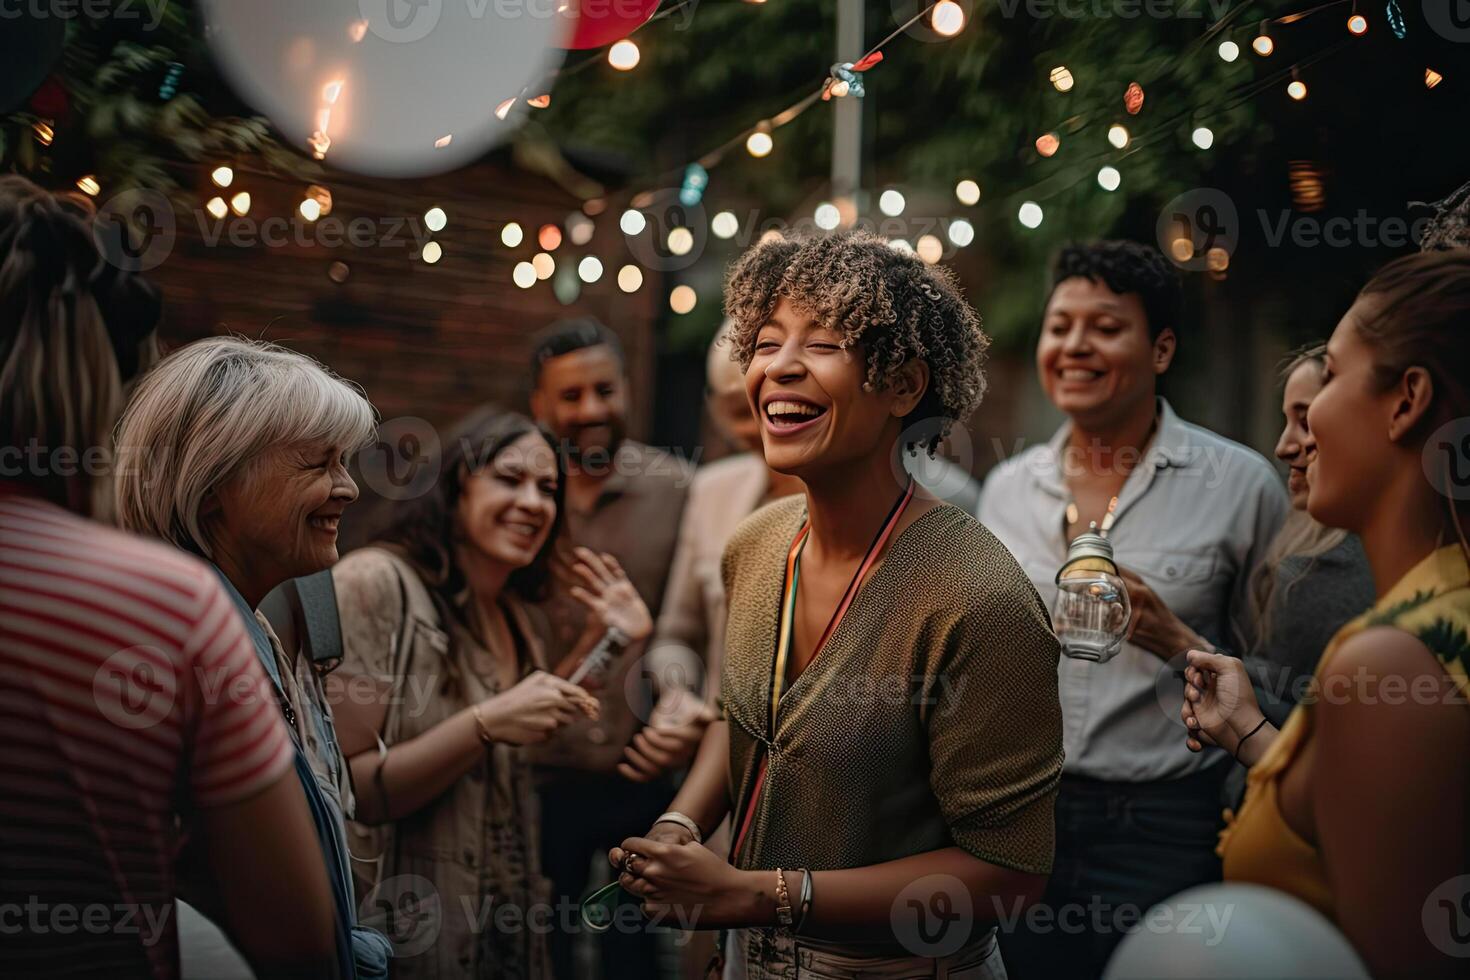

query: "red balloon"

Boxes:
[563, 0, 660, 50]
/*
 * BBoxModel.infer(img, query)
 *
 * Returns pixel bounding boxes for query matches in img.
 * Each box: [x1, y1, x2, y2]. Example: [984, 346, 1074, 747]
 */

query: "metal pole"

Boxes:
[832, 0, 864, 221]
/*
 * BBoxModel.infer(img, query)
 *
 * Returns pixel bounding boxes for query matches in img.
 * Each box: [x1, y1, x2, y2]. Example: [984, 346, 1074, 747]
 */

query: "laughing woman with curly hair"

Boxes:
[607, 232, 1064, 978]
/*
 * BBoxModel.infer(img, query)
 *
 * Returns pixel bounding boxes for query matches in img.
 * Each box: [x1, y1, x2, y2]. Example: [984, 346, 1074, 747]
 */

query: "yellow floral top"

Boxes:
[1218, 543, 1470, 921]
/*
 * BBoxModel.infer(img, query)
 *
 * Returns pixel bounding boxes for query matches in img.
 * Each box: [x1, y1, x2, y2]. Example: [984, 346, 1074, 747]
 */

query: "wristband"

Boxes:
[653, 811, 703, 845]
[470, 702, 495, 745]
[1234, 716, 1269, 762]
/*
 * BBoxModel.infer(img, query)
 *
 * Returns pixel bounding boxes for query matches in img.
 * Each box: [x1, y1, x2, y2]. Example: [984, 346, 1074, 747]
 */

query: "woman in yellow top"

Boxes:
[1183, 249, 1470, 978]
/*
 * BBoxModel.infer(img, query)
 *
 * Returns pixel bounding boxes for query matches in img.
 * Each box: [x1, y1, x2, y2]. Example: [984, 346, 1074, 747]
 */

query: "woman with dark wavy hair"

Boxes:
[328, 407, 649, 979]
[609, 232, 1063, 978]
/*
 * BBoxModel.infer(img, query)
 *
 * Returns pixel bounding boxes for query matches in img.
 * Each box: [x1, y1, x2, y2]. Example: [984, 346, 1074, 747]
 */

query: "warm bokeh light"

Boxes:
[814, 203, 841, 231]
[1347, 13, 1367, 34]
[955, 179, 981, 206]
[229, 192, 251, 216]
[879, 189, 906, 217]
[424, 207, 447, 232]
[667, 227, 694, 256]
[620, 209, 647, 236]
[1097, 166, 1121, 191]
[711, 211, 739, 238]
[502, 222, 524, 248]
[211, 166, 234, 188]
[1018, 202, 1044, 228]
[513, 261, 537, 288]
[1192, 126, 1215, 149]
[1107, 124, 1130, 149]
[669, 285, 697, 314]
[578, 256, 604, 283]
[206, 197, 229, 220]
[1426, 67, 1444, 89]
[916, 234, 944, 264]
[1218, 40, 1240, 62]
[538, 224, 562, 250]
[299, 198, 322, 221]
[932, 0, 965, 37]
[746, 130, 773, 157]
[75, 176, 100, 197]
[618, 264, 643, 292]
[1035, 132, 1060, 157]
[421, 242, 443, 264]
[1287, 79, 1307, 100]
[1050, 66, 1074, 92]
[1253, 33, 1274, 56]
[608, 39, 640, 71]
[532, 252, 555, 280]
[948, 218, 975, 247]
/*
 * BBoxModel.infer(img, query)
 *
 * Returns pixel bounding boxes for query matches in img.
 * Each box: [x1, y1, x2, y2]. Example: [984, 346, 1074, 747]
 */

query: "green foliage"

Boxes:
[2, 6, 316, 200]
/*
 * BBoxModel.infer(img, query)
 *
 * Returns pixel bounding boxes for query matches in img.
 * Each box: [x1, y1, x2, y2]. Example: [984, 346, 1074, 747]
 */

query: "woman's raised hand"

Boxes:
[476, 670, 599, 746]
[568, 547, 653, 642]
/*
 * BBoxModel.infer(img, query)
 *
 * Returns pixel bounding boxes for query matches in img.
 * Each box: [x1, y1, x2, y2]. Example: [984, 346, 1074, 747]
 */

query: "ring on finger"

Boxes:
[623, 851, 642, 875]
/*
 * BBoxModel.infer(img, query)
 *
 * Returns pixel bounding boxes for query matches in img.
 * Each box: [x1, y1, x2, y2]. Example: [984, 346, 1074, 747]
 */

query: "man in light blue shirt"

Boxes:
[978, 241, 1288, 978]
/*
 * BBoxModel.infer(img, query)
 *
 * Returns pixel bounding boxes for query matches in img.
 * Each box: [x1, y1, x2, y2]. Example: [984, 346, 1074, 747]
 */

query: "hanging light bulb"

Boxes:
[669, 285, 697, 314]
[1035, 132, 1061, 157]
[1218, 39, 1240, 62]
[1287, 69, 1307, 100]
[916, 235, 944, 264]
[620, 209, 647, 236]
[1347, 12, 1367, 34]
[931, 0, 965, 36]
[1097, 166, 1121, 191]
[1050, 66, 1075, 92]
[75, 176, 101, 197]
[1191, 126, 1215, 149]
[608, 39, 640, 70]
[955, 179, 981, 206]
[502, 222, 524, 248]
[667, 227, 694, 256]
[32, 121, 55, 146]
[746, 128, 774, 158]
[578, 256, 604, 283]
[1252, 21, 1274, 56]
[617, 264, 643, 293]
[229, 192, 251, 216]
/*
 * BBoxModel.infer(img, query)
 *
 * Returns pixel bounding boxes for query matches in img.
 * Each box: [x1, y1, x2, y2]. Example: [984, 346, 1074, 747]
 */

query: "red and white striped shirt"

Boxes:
[0, 486, 295, 980]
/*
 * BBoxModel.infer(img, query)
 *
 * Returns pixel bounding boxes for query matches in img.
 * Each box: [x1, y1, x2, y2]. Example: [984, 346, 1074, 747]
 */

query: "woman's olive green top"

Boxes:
[721, 496, 1065, 878]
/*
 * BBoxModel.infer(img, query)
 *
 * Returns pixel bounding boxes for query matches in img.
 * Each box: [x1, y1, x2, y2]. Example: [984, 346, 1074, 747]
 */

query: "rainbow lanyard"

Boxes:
[732, 478, 916, 862]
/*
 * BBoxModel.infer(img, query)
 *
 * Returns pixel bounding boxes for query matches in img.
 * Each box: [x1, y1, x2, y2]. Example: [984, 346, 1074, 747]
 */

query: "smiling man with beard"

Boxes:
[526, 317, 698, 980]
[978, 241, 1289, 979]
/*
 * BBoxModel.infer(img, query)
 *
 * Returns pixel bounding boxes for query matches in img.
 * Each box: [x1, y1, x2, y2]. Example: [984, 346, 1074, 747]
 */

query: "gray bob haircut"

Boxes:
[114, 336, 377, 557]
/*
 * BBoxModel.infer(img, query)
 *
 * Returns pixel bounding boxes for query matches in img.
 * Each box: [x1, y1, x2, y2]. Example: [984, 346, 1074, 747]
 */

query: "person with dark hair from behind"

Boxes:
[0, 176, 337, 979]
[978, 240, 1289, 978]
[524, 317, 700, 980]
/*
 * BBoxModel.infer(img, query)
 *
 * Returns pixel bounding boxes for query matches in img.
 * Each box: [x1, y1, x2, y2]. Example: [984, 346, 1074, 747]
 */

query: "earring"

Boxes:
[862, 381, 874, 393]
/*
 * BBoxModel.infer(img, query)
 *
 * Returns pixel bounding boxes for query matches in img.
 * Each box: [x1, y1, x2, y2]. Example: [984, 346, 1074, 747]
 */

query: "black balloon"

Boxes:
[1, 15, 67, 113]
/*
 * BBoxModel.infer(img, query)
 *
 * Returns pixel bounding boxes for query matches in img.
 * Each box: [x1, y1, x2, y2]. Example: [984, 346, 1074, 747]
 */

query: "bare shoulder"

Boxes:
[1314, 625, 1470, 747]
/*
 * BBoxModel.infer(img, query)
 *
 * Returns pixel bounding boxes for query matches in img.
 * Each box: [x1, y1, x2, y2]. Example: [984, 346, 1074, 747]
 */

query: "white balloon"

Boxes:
[202, 0, 564, 177]
[1103, 884, 1369, 980]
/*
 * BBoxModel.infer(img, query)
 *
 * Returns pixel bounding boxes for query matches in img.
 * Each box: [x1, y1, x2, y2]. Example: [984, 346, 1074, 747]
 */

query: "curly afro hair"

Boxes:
[1050, 240, 1182, 340]
[722, 231, 989, 454]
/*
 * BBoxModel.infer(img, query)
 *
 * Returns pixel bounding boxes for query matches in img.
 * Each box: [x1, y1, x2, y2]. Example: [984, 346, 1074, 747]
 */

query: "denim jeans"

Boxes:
[999, 765, 1226, 980]
[724, 927, 1005, 980]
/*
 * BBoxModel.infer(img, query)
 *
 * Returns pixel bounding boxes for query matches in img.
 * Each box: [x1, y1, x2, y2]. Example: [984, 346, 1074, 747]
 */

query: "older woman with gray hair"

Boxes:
[114, 336, 391, 979]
